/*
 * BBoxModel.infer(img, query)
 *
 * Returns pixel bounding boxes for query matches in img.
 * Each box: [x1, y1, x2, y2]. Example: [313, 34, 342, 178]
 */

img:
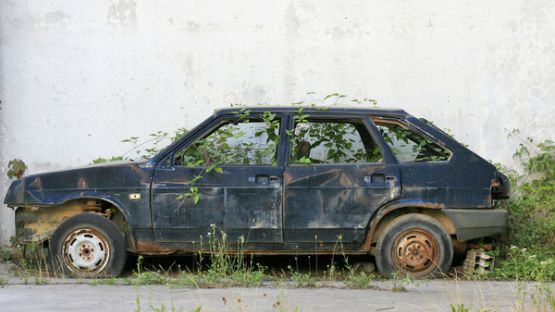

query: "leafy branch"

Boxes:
[7, 159, 27, 179]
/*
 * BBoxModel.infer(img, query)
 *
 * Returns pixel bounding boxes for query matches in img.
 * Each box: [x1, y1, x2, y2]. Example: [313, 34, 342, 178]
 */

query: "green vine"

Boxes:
[7, 159, 27, 179]
[91, 127, 189, 164]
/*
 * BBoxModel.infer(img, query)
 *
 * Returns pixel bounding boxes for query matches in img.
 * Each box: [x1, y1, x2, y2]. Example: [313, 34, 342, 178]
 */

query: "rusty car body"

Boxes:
[4, 107, 510, 277]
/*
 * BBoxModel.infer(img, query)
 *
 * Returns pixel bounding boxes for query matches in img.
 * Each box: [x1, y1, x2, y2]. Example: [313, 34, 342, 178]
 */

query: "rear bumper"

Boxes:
[443, 208, 507, 241]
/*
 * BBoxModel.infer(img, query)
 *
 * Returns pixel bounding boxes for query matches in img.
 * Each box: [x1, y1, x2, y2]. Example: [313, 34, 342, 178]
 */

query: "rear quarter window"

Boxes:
[373, 119, 451, 163]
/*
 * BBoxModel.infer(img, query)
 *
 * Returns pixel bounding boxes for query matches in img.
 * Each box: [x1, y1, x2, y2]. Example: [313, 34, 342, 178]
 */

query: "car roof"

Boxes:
[215, 106, 409, 117]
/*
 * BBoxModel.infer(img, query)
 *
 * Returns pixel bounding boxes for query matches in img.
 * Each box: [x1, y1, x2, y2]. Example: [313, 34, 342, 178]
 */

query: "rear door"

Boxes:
[283, 115, 401, 247]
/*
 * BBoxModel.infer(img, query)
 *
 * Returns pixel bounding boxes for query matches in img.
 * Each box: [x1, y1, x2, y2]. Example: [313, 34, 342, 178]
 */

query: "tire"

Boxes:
[50, 213, 127, 278]
[375, 214, 453, 278]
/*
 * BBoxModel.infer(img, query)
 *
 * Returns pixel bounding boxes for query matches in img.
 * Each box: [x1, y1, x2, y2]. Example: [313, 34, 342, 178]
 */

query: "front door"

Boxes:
[151, 113, 285, 247]
[283, 116, 401, 248]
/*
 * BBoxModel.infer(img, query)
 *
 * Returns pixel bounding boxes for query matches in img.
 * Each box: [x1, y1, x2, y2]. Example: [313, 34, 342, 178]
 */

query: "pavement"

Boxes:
[0, 262, 553, 311]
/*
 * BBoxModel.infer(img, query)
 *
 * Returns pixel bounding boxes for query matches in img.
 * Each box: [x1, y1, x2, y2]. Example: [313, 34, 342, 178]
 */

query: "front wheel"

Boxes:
[375, 214, 453, 278]
[50, 213, 127, 278]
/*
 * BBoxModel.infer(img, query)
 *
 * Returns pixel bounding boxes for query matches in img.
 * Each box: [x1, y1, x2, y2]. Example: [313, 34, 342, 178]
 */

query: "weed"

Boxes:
[33, 276, 50, 285]
[0, 247, 11, 261]
[450, 304, 470, 312]
[173, 271, 198, 288]
[531, 283, 555, 312]
[506, 139, 554, 248]
[494, 138, 555, 281]
[11, 242, 52, 283]
[325, 235, 343, 281]
[201, 225, 267, 287]
[286, 266, 314, 288]
[135, 289, 141, 312]
[126, 256, 169, 286]
[148, 298, 183, 312]
[228, 266, 266, 287]
[390, 271, 413, 292]
[92, 277, 119, 286]
[344, 271, 375, 289]
[273, 289, 300, 312]
[332, 234, 376, 289]
[513, 281, 527, 312]
[494, 246, 555, 281]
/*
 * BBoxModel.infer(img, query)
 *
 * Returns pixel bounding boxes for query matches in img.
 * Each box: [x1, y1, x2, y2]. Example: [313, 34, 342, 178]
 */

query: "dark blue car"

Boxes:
[3, 107, 509, 278]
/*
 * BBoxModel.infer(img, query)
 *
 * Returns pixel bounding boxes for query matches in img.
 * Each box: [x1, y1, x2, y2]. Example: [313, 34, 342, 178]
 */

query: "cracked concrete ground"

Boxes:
[0, 262, 554, 312]
[2, 280, 553, 312]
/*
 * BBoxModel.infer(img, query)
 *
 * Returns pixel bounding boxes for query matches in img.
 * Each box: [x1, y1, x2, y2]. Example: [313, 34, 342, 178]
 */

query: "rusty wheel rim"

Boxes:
[62, 228, 110, 275]
[391, 229, 440, 276]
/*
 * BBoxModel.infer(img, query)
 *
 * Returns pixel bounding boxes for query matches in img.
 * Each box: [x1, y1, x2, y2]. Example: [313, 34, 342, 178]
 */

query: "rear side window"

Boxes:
[373, 119, 451, 163]
[290, 120, 382, 164]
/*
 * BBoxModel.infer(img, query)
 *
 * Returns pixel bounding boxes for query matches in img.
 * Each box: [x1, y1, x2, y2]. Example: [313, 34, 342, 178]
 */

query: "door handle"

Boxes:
[255, 174, 269, 185]
[364, 174, 397, 183]
[254, 174, 279, 185]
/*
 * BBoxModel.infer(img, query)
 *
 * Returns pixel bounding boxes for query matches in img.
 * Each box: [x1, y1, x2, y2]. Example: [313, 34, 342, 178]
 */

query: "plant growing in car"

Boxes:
[5, 99, 514, 280]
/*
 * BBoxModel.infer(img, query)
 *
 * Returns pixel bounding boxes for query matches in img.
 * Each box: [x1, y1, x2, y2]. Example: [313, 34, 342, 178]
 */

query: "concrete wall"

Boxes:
[1, 0, 554, 244]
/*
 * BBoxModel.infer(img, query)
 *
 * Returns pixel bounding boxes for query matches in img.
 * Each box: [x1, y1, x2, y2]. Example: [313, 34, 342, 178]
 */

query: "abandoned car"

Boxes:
[4, 106, 510, 278]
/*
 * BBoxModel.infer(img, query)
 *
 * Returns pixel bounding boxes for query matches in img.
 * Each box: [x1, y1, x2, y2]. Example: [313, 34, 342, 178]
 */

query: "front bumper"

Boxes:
[443, 208, 507, 241]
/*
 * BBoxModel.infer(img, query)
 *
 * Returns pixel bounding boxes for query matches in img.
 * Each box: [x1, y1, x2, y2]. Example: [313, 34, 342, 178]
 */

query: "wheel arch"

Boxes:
[361, 201, 457, 255]
[15, 196, 135, 252]
[53, 192, 133, 222]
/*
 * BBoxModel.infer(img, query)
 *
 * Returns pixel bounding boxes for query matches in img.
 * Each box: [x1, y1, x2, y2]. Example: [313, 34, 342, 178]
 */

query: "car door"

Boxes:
[283, 115, 401, 248]
[151, 112, 286, 247]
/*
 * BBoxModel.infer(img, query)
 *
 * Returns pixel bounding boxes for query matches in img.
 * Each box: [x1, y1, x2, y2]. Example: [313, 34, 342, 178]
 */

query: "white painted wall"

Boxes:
[1, 0, 554, 244]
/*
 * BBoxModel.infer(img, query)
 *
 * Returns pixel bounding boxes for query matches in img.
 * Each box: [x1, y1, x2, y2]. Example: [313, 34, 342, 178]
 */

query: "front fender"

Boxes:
[52, 192, 132, 222]
[14, 192, 133, 244]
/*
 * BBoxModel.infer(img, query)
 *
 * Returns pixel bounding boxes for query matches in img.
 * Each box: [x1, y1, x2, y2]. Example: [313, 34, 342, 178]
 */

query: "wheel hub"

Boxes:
[62, 228, 110, 274]
[392, 229, 440, 275]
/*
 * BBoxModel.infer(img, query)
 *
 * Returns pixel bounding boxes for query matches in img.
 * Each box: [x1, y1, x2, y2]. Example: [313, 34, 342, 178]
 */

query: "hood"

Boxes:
[4, 160, 152, 207]
[21, 159, 145, 176]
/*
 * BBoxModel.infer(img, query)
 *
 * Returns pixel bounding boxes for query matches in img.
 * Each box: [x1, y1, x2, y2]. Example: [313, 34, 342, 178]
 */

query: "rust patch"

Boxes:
[488, 178, 500, 203]
[393, 229, 440, 277]
[135, 240, 175, 255]
[453, 240, 468, 256]
[360, 203, 448, 253]
[133, 240, 370, 256]
[15, 201, 102, 243]
[467, 243, 493, 251]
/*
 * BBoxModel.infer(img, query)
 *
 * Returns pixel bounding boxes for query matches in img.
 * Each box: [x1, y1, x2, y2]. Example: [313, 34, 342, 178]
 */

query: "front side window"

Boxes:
[174, 116, 280, 167]
[289, 120, 382, 164]
[373, 119, 451, 163]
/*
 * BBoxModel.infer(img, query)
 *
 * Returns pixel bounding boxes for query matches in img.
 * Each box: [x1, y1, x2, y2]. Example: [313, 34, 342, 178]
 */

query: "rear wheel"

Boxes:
[50, 213, 127, 278]
[375, 214, 453, 278]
